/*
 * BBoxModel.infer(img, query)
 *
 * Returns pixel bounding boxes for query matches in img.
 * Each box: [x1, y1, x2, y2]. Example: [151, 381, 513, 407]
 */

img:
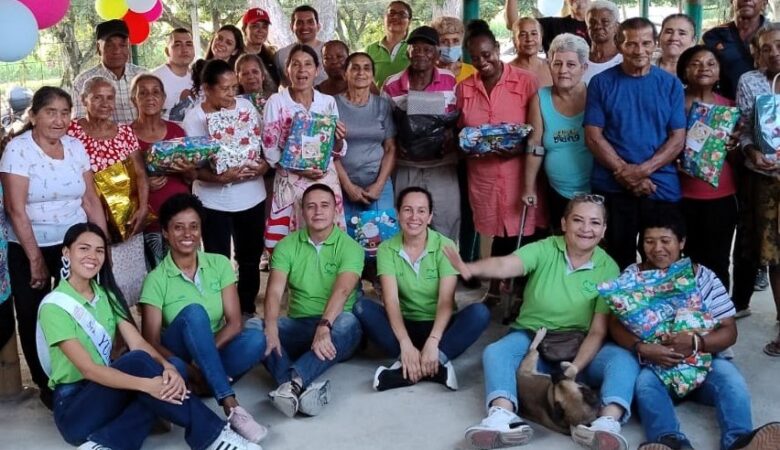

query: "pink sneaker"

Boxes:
[228, 406, 268, 444]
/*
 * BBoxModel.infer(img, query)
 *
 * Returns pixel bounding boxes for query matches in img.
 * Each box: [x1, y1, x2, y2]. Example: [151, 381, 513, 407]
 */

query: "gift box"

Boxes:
[279, 111, 337, 171]
[94, 159, 140, 242]
[347, 209, 400, 257]
[458, 123, 534, 156]
[240, 93, 268, 116]
[681, 102, 739, 187]
[754, 87, 780, 173]
[145, 136, 221, 174]
[207, 107, 263, 174]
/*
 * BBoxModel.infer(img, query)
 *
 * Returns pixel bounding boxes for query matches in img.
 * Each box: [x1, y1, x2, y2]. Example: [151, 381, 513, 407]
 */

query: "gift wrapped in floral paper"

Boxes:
[680, 102, 740, 187]
[240, 93, 268, 116]
[207, 106, 263, 174]
[279, 111, 337, 171]
[145, 136, 221, 174]
[347, 209, 400, 258]
[94, 159, 140, 242]
[458, 123, 533, 156]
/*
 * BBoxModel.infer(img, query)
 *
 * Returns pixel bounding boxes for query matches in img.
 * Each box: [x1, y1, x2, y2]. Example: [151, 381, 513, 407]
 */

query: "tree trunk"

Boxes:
[313, 0, 338, 42]
[51, 11, 96, 89]
[250, 0, 295, 49]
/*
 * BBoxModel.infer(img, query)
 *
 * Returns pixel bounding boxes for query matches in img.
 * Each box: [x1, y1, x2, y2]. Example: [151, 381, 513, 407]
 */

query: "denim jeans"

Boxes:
[247, 312, 362, 387]
[635, 358, 753, 450]
[482, 329, 639, 422]
[52, 350, 224, 450]
[352, 297, 490, 363]
[342, 179, 395, 223]
[162, 304, 266, 403]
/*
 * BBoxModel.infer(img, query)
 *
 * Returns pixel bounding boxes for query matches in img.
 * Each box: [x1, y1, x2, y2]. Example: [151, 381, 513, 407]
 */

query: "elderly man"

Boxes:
[583, 17, 686, 270]
[72, 20, 146, 124]
[505, 0, 590, 52]
[382, 25, 460, 241]
[274, 5, 326, 86]
[582, 0, 622, 83]
[242, 7, 280, 96]
[151, 28, 195, 122]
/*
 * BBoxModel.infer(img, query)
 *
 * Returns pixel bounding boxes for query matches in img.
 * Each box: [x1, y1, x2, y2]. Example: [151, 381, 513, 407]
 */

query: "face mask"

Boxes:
[438, 45, 462, 63]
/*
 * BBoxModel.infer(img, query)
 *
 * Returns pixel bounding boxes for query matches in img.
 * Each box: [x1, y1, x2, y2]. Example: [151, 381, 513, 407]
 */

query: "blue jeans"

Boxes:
[247, 313, 362, 388]
[342, 179, 395, 223]
[162, 304, 266, 403]
[352, 297, 490, 363]
[635, 358, 753, 450]
[52, 350, 224, 450]
[482, 329, 639, 422]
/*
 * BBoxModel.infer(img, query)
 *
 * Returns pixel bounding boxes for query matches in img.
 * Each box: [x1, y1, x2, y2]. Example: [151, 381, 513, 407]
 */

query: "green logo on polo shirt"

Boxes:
[582, 280, 597, 293]
[324, 262, 338, 275]
[424, 268, 438, 280]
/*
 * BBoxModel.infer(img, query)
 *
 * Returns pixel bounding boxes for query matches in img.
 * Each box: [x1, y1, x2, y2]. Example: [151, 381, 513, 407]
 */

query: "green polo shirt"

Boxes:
[512, 236, 619, 332]
[376, 230, 458, 321]
[39, 280, 121, 389]
[272, 227, 364, 318]
[365, 40, 410, 88]
[140, 251, 236, 333]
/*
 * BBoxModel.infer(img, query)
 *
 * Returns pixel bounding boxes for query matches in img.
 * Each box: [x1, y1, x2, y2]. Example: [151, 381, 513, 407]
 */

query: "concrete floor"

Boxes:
[1, 285, 779, 450]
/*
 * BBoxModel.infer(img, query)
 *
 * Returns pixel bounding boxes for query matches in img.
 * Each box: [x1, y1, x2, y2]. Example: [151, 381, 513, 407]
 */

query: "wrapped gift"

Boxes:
[240, 92, 268, 116]
[458, 123, 534, 156]
[94, 159, 140, 242]
[754, 76, 780, 174]
[681, 102, 739, 187]
[207, 107, 262, 174]
[145, 136, 221, 174]
[347, 209, 400, 258]
[279, 111, 337, 171]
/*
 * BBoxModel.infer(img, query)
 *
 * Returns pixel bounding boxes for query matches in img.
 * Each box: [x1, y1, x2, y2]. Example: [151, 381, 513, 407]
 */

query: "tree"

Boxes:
[50, 1, 100, 89]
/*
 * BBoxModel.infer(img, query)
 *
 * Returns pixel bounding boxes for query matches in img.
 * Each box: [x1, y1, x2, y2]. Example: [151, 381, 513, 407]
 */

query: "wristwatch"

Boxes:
[316, 318, 333, 331]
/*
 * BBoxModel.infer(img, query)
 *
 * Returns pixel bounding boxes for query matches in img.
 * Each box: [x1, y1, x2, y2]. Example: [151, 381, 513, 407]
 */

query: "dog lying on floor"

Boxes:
[516, 327, 600, 435]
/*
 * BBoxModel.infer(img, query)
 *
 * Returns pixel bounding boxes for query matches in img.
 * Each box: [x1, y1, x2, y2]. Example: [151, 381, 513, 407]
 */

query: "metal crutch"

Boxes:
[501, 203, 529, 324]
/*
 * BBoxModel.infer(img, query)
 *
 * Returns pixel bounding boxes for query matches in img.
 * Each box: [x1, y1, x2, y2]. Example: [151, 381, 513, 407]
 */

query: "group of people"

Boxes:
[0, 0, 780, 449]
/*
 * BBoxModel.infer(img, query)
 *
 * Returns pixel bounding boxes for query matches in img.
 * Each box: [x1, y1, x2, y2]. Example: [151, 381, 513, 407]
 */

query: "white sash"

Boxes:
[36, 291, 112, 376]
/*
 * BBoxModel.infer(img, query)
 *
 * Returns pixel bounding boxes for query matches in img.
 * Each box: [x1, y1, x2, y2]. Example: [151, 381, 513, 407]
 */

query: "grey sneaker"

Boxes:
[228, 405, 268, 443]
[78, 442, 113, 450]
[298, 380, 331, 416]
[268, 380, 302, 418]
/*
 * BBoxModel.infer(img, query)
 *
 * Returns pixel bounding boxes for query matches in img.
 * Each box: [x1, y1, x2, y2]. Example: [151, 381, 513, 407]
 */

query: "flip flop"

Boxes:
[763, 340, 780, 357]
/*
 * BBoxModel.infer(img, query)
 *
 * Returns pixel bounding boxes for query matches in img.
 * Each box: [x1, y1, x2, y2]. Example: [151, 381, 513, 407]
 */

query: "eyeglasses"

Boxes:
[572, 192, 605, 204]
[386, 10, 410, 19]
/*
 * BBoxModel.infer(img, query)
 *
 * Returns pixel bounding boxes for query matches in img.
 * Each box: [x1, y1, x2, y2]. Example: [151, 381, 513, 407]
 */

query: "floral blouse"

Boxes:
[67, 120, 140, 172]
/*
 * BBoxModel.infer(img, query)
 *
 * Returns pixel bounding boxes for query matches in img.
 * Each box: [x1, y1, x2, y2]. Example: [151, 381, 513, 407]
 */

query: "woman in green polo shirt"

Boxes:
[353, 186, 490, 391]
[37, 222, 260, 450]
[140, 193, 267, 444]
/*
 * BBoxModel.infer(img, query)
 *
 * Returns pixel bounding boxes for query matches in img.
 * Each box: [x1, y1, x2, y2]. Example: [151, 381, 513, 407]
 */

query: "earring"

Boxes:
[60, 255, 71, 280]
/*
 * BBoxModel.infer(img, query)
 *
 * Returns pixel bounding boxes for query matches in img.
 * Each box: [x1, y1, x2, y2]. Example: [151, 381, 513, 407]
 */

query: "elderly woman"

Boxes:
[262, 44, 347, 251]
[509, 17, 553, 87]
[0, 87, 106, 406]
[353, 187, 489, 391]
[431, 16, 477, 83]
[205, 25, 245, 69]
[583, 0, 622, 83]
[655, 14, 696, 75]
[524, 33, 591, 230]
[446, 194, 636, 450]
[735, 24, 780, 356]
[130, 73, 193, 267]
[181, 59, 269, 317]
[236, 53, 266, 98]
[457, 20, 545, 302]
[366, 1, 413, 87]
[608, 214, 780, 450]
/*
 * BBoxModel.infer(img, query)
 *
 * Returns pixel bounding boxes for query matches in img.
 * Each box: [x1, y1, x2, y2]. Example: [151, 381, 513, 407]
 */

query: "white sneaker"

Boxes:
[205, 425, 263, 450]
[464, 406, 533, 449]
[268, 380, 301, 418]
[298, 380, 331, 416]
[78, 442, 112, 450]
[572, 416, 628, 450]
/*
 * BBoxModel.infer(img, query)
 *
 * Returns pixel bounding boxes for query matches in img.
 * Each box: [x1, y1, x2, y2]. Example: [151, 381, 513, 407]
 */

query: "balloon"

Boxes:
[537, 0, 563, 17]
[123, 11, 149, 44]
[95, 0, 128, 20]
[18, 0, 70, 29]
[141, 0, 162, 22]
[0, 0, 39, 62]
[127, 0, 155, 13]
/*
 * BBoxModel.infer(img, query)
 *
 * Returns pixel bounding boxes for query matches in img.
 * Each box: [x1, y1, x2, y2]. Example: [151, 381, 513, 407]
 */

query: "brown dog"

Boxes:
[516, 328, 601, 435]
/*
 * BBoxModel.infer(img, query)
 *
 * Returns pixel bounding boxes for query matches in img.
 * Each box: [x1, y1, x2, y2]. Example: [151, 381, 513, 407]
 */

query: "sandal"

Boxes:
[763, 340, 780, 357]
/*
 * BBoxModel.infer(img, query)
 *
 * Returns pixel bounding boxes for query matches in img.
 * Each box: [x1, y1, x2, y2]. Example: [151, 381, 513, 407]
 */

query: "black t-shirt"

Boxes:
[538, 15, 590, 53]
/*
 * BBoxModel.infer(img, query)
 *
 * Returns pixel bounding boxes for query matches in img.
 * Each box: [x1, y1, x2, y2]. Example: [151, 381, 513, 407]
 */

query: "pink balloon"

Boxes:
[19, 0, 70, 29]
[141, 0, 162, 22]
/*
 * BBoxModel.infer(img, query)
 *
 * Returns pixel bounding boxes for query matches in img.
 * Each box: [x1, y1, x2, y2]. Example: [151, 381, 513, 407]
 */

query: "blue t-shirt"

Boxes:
[584, 65, 686, 202]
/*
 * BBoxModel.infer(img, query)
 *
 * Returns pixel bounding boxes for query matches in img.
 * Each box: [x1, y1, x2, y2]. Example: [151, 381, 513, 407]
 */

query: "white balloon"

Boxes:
[0, 0, 39, 62]
[127, 0, 157, 13]
[537, 0, 564, 17]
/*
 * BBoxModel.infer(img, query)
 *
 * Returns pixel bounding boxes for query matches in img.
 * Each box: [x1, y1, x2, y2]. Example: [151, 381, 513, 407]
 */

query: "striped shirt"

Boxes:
[695, 264, 736, 320]
[72, 63, 147, 125]
[381, 67, 457, 114]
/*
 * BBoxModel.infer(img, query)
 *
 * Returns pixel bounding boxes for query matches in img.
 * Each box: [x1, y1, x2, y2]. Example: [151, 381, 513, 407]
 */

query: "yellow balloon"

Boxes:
[95, 0, 129, 20]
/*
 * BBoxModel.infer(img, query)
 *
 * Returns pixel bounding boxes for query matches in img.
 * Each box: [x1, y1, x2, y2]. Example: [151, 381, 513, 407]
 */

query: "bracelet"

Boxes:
[691, 333, 699, 356]
[632, 340, 643, 355]
[695, 332, 707, 353]
[316, 318, 333, 331]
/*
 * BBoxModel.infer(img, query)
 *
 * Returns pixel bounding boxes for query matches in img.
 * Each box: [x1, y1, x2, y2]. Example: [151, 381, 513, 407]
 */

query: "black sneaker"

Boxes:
[754, 268, 769, 291]
[427, 361, 458, 390]
[373, 361, 414, 391]
[729, 422, 780, 450]
[638, 433, 694, 450]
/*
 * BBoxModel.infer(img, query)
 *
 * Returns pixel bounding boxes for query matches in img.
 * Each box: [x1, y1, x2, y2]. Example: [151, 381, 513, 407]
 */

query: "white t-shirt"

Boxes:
[152, 64, 194, 122]
[583, 54, 623, 84]
[0, 131, 90, 245]
[181, 97, 266, 212]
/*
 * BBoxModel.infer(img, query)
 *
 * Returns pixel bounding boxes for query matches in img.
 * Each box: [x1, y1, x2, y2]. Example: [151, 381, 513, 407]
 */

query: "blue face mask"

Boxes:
[438, 45, 462, 63]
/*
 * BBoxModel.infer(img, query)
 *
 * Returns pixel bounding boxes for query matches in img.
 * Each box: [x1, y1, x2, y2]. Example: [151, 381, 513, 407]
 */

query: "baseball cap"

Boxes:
[407, 26, 439, 46]
[243, 8, 272, 27]
[96, 20, 129, 41]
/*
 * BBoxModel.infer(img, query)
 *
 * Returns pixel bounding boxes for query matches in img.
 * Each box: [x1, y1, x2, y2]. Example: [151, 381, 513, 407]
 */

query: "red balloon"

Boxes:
[141, 0, 162, 22]
[123, 11, 149, 44]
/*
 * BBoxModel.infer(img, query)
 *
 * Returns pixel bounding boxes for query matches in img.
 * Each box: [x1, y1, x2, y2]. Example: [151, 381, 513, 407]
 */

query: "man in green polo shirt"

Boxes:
[364, 1, 412, 87]
[249, 183, 364, 418]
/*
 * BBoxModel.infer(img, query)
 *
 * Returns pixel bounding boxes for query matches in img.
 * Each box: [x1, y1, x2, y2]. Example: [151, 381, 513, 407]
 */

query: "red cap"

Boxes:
[242, 8, 272, 27]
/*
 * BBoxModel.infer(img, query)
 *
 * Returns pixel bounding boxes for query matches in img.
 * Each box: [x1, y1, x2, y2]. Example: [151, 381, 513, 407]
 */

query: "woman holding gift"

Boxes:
[181, 59, 269, 318]
[0, 86, 106, 407]
[262, 44, 348, 251]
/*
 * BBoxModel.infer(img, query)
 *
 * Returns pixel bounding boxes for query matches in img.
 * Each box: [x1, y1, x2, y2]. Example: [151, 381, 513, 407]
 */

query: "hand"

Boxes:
[145, 376, 185, 405]
[661, 332, 695, 357]
[399, 339, 423, 383]
[178, 88, 193, 101]
[420, 338, 440, 378]
[217, 167, 242, 184]
[522, 190, 537, 207]
[160, 366, 189, 402]
[342, 181, 370, 204]
[148, 176, 168, 192]
[560, 361, 579, 379]
[264, 327, 283, 358]
[637, 342, 684, 368]
[238, 159, 268, 180]
[30, 256, 49, 290]
[614, 164, 648, 188]
[443, 246, 473, 280]
[335, 121, 347, 141]
[363, 182, 384, 202]
[748, 148, 776, 171]
[311, 326, 337, 361]
[298, 168, 325, 180]
[630, 178, 657, 197]
[128, 205, 148, 236]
